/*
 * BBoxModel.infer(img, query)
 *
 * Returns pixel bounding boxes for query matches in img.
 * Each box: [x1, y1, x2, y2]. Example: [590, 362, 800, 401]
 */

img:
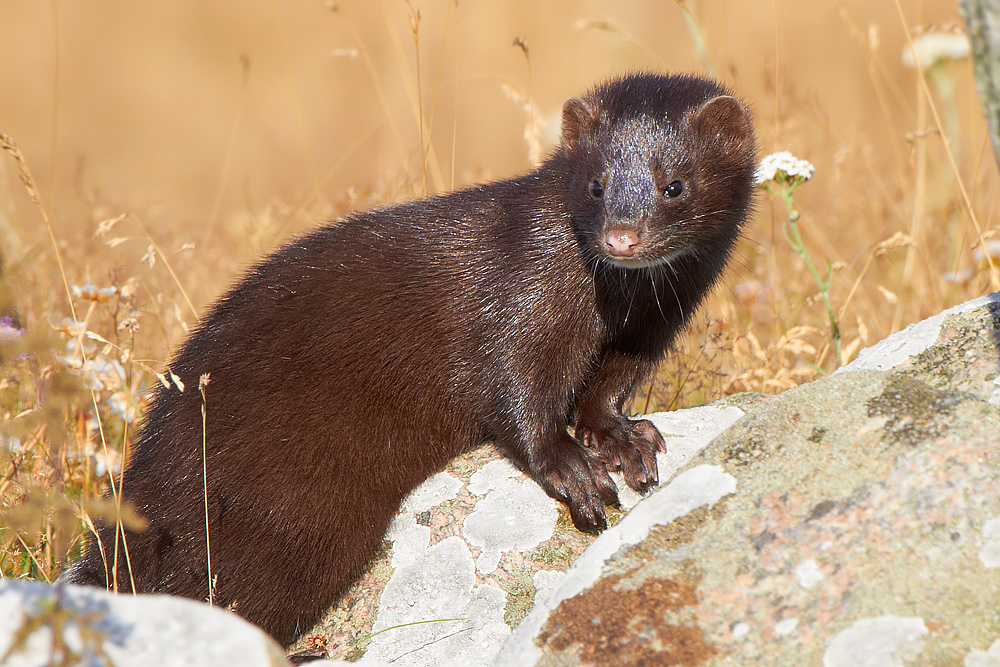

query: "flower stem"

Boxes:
[769, 180, 842, 364]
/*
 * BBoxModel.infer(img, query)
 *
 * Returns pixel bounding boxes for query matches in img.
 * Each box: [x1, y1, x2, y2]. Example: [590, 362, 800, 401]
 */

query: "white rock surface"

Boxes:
[979, 517, 1000, 568]
[365, 537, 508, 667]
[462, 476, 557, 574]
[530, 570, 565, 604]
[795, 558, 824, 589]
[400, 472, 463, 514]
[775, 617, 799, 636]
[823, 616, 929, 667]
[837, 292, 1000, 374]
[385, 513, 432, 571]
[467, 460, 521, 495]
[0, 579, 287, 667]
[965, 640, 1000, 667]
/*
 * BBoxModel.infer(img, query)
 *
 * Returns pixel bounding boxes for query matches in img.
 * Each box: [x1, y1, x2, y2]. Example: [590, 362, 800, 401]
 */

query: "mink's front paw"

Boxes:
[577, 416, 666, 494]
[528, 432, 619, 532]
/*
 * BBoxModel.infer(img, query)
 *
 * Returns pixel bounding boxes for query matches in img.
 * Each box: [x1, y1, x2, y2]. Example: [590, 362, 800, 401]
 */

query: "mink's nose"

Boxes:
[605, 228, 640, 257]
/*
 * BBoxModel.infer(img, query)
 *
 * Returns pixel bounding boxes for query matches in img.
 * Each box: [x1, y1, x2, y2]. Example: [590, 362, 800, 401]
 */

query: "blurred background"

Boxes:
[1, 1, 988, 300]
[5, 0, 929, 225]
[0, 0, 996, 578]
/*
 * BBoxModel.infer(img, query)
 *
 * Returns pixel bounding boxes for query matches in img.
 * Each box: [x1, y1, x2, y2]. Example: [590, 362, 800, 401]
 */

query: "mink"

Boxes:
[61, 72, 757, 646]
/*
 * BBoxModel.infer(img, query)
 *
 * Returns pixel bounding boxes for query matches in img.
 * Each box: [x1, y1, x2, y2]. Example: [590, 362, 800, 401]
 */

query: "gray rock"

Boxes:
[318, 404, 744, 663]
[365, 536, 508, 666]
[497, 291, 1000, 665]
[0, 579, 289, 667]
[823, 617, 929, 667]
[497, 464, 739, 665]
[462, 474, 558, 574]
[23, 294, 998, 665]
[837, 291, 1000, 376]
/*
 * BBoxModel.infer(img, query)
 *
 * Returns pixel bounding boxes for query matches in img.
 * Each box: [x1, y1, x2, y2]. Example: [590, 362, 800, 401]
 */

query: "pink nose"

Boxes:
[605, 229, 640, 257]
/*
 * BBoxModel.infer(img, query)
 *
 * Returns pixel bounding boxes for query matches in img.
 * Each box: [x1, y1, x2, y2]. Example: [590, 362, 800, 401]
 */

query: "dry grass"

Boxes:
[1, 0, 997, 591]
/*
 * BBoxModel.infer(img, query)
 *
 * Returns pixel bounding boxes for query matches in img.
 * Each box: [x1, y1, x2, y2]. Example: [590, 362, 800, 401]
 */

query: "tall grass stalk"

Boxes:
[200, 373, 213, 606]
[893, 0, 999, 291]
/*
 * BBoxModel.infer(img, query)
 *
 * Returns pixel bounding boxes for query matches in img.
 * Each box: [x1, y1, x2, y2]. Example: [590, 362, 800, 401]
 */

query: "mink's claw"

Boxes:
[577, 416, 665, 495]
[528, 431, 619, 531]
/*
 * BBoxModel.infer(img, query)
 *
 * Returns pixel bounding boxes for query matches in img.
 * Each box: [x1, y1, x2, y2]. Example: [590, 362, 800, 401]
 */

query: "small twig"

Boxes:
[199, 373, 214, 606]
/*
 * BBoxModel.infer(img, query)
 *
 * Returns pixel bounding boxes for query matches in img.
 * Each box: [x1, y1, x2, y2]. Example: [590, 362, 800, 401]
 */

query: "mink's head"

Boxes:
[559, 73, 757, 271]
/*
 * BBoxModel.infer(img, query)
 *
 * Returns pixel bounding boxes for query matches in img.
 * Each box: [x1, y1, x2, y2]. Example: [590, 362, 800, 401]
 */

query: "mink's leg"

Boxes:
[574, 351, 666, 494]
[492, 414, 618, 532]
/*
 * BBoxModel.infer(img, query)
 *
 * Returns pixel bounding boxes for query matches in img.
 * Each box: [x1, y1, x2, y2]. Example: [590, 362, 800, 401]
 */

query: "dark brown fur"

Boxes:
[61, 73, 757, 645]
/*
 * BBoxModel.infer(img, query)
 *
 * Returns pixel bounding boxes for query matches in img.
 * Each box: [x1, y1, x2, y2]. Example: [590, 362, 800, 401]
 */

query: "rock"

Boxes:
[0, 578, 290, 667]
[26, 293, 999, 665]
[497, 291, 1000, 665]
[12, 405, 743, 667]
[317, 405, 746, 665]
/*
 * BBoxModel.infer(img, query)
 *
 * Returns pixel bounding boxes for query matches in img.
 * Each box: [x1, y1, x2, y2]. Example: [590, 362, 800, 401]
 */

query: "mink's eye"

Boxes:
[589, 179, 604, 199]
[665, 180, 684, 198]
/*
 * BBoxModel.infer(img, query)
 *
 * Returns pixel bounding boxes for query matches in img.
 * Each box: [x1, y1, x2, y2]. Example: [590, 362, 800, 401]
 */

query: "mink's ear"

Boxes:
[690, 95, 754, 149]
[561, 96, 598, 147]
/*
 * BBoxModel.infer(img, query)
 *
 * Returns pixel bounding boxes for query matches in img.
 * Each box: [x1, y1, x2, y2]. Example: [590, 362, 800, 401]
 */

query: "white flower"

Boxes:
[106, 390, 138, 423]
[59, 349, 127, 392]
[71, 282, 118, 303]
[91, 447, 122, 477]
[973, 239, 1000, 265]
[942, 268, 973, 284]
[754, 151, 816, 187]
[54, 317, 87, 338]
[902, 29, 969, 69]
